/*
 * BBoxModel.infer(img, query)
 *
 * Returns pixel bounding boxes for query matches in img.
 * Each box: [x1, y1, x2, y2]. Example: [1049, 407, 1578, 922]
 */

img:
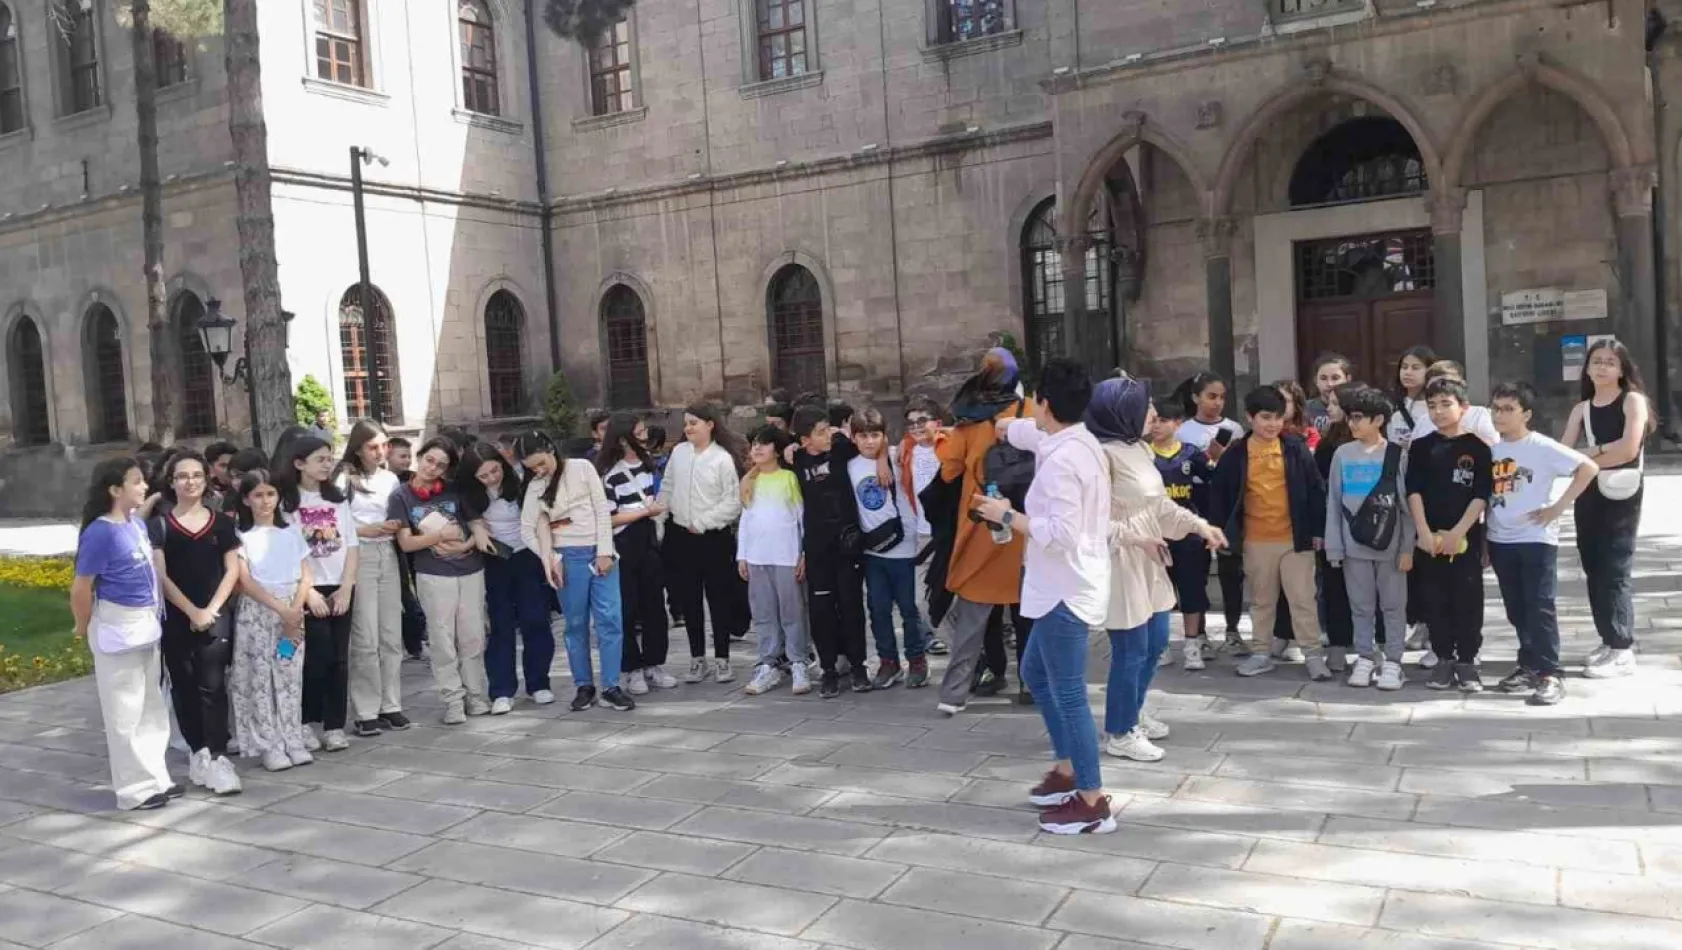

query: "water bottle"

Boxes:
[985, 482, 1013, 545]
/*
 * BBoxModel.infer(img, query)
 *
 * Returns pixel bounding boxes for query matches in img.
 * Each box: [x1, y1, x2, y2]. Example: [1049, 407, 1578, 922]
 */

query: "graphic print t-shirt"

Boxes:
[848, 455, 916, 559]
[1405, 431, 1494, 544]
[1487, 432, 1591, 546]
[386, 483, 484, 577]
[1152, 441, 1212, 514]
[295, 489, 359, 587]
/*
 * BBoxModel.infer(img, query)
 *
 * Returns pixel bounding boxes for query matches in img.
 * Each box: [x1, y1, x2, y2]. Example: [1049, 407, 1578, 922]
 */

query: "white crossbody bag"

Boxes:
[1582, 402, 1643, 501]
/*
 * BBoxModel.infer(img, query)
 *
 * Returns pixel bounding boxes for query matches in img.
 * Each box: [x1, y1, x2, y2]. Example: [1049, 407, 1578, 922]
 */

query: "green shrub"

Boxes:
[543, 370, 582, 438]
[294, 374, 335, 426]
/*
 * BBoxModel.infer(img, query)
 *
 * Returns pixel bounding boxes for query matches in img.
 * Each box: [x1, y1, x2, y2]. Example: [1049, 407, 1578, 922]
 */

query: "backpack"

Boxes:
[1344, 442, 1403, 551]
[982, 401, 1034, 507]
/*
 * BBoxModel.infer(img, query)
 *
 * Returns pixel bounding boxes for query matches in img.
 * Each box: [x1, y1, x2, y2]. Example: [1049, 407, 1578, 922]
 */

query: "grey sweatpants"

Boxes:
[937, 596, 996, 706]
[1343, 557, 1407, 662]
[748, 564, 808, 667]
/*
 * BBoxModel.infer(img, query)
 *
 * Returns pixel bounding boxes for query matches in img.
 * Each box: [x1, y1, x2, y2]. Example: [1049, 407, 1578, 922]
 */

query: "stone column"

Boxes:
[1612, 165, 1661, 398]
[1198, 216, 1237, 387]
[1429, 188, 1466, 365]
[1058, 233, 1091, 365]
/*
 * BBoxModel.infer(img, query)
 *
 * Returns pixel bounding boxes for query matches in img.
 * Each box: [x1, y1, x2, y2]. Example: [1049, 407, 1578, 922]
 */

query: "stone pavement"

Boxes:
[3, 479, 1682, 950]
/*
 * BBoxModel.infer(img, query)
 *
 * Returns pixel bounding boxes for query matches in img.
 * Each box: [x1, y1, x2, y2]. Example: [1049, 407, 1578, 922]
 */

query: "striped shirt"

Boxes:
[603, 458, 657, 536]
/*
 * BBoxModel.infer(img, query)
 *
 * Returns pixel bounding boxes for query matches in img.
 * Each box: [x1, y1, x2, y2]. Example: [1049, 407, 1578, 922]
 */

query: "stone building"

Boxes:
[1, 0, 1678, 514]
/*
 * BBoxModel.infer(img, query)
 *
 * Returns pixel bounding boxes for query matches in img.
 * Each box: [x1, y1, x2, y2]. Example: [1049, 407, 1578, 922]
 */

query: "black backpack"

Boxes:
[1344, 443, 1403, 551]
[982, 401, 1034, 507]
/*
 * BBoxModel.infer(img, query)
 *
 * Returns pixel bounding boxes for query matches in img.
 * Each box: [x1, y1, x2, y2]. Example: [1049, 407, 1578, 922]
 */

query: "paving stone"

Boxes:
[821, 743, 989, 776]
[1396, 768, 1652, 809]
[964, 757, 1188, 796]
[1586, 756, 1682, 785]
[757, 762, 969, 802]
[617, 871, 838, 935]
[1213, 753, 1402, 791]
[211, 812, 432, 866]
[1245, 838, 1556, 905]
[246, 904, 454, 950]
[0, 835, 122, 890]
[712, 733, 847, 760]
[429, 935, 545, 950]
[1317, 815, 1641, 873]
[1048, 889, 1272, 950]
[671, 806, 889, 856]
[1389, 747, 1589, 780]
[376, 725, 520, 754]
[788, 719, 929, 746]
[1208, 734, 1394, 764]
[1178, 776, 1418, 821]
[592, 830, 759, 876]
[530, 790, 702, 830]
[805, 897, 1061, 950]
[256, 760, 411, 793]
[481, 758, 661, 792]
[724, 846, 906, 898]
[866, 830, 1153, 894]
[1119, 794, 1327, 841]
[1560, 868, 1682, 920]
[351, 745, 515, 779]
[1140, 861, 1383, 927]
[586, 744, 782, 780]
[1058, 937, 1205, 950]
[599, 914, 825, 950]
[59, 861, 310, 936]
[905, 728, 1062, 759]
[1410, 796, 1682, 844]
[107, 797, 269, 836]
[0, 800, 37, 826]
[6, 812, 158, 855]
[631, 774, 837, 814]
[206, 777, 312, 811]
[1268, 919, 1525, 950]
[0, 887, 121, 946]
[1347, 723, 1531, 751]
[1035, 817, 1256, 869]
[605, 724, 739, 752]
[265, 787, 480, 835]
[240, 855, 426, 910]
[39, 914, 274, 950]
[372, 878, 627, 950]
[441, 810, 627, 857]
[391, 839, 655, 904]
[1380, 889, 1682, 950]
[876, 865, 1066, 925]
[475, 736, 616, 763]
[103, 829, 279, 881]
[364, 773, 560, 812]
[817, 791, 1037, 841]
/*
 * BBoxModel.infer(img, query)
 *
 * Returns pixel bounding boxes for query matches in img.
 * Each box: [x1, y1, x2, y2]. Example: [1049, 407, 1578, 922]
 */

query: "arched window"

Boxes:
[459, 0, 500, 115]
[7, 315, 50, 445]
[339, 285, 401, 424]
[1289, 116, 1426, 207]
[484, 290, 525, 416]
[55, 0, 101, 114]
[83, 304, 127, 443]
[767, 264, 825, 396]
[0, 4, 24, 134]
[1020, 197, 1118, 373]
[601, 284, 651, 409]
[173, 292, 216, 437]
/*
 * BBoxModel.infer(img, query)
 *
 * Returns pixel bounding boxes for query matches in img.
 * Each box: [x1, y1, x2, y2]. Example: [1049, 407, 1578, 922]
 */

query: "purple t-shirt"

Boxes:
[75, 515, 158, 608]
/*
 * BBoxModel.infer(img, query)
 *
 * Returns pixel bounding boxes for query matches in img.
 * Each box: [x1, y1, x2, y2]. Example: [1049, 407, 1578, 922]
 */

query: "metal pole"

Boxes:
[351, 146, 383, 424]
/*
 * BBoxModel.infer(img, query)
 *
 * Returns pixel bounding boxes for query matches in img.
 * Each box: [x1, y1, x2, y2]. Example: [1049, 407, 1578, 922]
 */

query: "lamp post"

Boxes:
[196, 297, 293, 450]
[351, 145, 389, 423]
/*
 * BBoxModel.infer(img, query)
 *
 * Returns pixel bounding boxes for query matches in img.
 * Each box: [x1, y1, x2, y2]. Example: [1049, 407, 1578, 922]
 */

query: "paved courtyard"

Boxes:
[3, 477, 1682, 950]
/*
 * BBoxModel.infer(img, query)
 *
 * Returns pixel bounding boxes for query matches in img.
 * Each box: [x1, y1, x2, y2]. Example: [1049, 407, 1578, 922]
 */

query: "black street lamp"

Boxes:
[196, 297, 294, 449]
[351, 145, 389, 423]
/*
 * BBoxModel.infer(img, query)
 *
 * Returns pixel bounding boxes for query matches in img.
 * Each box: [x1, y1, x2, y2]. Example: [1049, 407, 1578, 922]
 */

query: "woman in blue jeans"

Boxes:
[1086, 377, 1226, 762]
[459, 443, 556, 711]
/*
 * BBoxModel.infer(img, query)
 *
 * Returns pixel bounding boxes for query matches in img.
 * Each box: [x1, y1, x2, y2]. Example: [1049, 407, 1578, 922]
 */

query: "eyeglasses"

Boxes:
[906, 414, 933, 426]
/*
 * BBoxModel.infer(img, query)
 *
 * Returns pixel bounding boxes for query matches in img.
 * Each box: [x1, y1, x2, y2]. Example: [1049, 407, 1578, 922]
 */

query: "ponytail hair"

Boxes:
[1172, 371, 1225, 418]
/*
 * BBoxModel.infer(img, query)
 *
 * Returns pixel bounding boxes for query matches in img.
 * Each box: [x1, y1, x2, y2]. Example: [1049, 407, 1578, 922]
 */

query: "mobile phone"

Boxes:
[1214, 428, 1234, 447]
[276, 638, 298, 661]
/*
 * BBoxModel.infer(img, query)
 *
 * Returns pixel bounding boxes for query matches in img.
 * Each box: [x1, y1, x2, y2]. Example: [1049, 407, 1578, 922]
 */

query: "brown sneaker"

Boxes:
[1029, 769, 1077, 808]
[1038, 793, 1117, 835]
[906, 657, 930, 689]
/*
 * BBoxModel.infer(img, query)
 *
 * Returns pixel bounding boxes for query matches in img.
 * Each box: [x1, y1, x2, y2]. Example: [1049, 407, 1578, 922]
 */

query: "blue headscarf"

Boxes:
[1084, 374, 1151, 444]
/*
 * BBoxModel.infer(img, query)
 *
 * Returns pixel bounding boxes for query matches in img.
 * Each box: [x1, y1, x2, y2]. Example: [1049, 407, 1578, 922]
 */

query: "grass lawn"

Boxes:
[0, 583, 85, 692]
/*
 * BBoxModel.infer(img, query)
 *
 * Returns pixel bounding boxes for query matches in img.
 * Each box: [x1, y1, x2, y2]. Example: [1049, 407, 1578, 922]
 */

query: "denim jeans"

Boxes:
[863, 556, 925, 664]
[556, 547, 624, 689]
[1488, 542, 1561, 676]
[1105, 611, 1170, 737]
[484, 548, 556, 699]
[1018, 602, 1102, 791]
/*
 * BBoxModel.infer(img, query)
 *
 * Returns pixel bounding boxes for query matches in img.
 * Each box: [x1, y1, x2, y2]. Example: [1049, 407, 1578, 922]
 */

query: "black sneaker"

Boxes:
[1426, 664, 1457, 691]
[926, 636, 950, 656]
[599, 687, 636, 711]
[818, 671, 841, 699]
[164, 784, 186, 799]
[1455, 662, 1483, 693]
[378, 711, 412, 731]
[850, 665, 874, 693]
[974, 669, 1005, 697]
[353, 719, 384, 738]
[1528, 674, 1566, 706]
[570, 685, 599, 711]
[1016, 686, 1035, 706]
[1496, 669, 1538, 694]
[135, 792, 170, 811]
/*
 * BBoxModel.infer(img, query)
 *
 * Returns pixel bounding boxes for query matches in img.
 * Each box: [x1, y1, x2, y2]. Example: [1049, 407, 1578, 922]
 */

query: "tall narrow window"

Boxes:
[174, 293, 216, 437]
[588, 18, 633, 116]
[0, 4, 24, 134]
[755, 0, 807, 81]
[7, 316, 51, 445]
[1020, 197, 1117, 374]
[767, 264, 826, 396]
[84, 304, 128, 443]
[940, 0, 1006, 43]
[313, 0, 366, 87]
[484, 290, 524, 417]
[153, 28, 188, 88]
[601, 285, 651, 409]
[459, 0, 500, 115]
[57, 0, 101, 114]
[338, 285, 401, 424]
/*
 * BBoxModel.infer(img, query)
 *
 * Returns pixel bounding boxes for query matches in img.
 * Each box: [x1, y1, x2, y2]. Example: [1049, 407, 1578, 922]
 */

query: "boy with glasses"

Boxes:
[899, 398, 949, 655]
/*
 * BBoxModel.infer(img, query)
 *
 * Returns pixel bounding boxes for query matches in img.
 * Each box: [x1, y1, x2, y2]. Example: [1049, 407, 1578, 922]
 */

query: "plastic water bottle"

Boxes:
[986, 482, 1013, 545]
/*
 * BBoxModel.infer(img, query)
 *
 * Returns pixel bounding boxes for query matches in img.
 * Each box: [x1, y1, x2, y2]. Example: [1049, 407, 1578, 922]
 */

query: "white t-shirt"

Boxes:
[1488, 432, 1592, 545]
[482, 496, 525, 551]
[294, 488, 359, 587]
[340, 468, 400, 528]
[910, 443, 941, 537]
[1387, 397, 1426, 447]
[1175, 416, 1244, 452]
[736, 469, 803, 568]
[239, 524, 309, 588]
[848, 455, 916, 559]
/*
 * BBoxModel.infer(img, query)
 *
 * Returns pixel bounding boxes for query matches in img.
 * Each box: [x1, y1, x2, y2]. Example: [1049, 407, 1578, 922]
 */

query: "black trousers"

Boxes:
[161, 609, 232, 757]
[617, 521, 669, 669]
[1320, 553, 1353, 649]
[303, 584, 353, 731]
[1417, 551, 1484, 664]
[668, 525, 743, 658]
[981, 603, 1033, 678]
[805, 546, 866, 673]
[399, 549, 427, 656]
[1216, 552, 1245, 631]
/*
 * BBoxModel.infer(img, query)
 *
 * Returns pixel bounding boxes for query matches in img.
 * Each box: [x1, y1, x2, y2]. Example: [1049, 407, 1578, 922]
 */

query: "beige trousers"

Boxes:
[1243, 541, 1319, 654]
[416, 571, 489, 709]
[349, 540, 405, 718]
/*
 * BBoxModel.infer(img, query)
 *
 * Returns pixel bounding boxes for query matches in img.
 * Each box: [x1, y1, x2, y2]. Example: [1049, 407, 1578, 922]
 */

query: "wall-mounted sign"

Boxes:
[1561, 335, 1586, 381]
[1502, 287, 1608, 326]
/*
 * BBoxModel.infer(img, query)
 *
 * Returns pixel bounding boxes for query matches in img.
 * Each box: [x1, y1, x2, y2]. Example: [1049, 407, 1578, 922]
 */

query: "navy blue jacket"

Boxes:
[1208, 432, 1326, 553]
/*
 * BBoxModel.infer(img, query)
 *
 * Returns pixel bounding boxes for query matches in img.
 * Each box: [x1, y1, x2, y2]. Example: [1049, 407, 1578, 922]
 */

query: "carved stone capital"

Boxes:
[1196, 216, 1237, 256]
[1611, 165, 1658, 217]
[1427, 188, 1466, 235]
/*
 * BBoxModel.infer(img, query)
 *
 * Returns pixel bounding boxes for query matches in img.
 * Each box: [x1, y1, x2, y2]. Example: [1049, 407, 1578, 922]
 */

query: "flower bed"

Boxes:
[0, 555, 88, 693]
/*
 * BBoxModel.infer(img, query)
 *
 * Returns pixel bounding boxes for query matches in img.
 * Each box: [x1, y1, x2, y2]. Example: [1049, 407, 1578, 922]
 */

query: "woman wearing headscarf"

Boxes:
[1087, 375, 1227, 762]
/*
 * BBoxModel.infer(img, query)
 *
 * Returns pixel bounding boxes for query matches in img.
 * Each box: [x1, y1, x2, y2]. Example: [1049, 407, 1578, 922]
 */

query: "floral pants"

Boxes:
[231, 583, 308, 760]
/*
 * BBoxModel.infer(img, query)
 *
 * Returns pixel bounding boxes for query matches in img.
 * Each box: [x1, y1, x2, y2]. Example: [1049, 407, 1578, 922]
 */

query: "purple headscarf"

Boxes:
[1084, 374, 1151, 444]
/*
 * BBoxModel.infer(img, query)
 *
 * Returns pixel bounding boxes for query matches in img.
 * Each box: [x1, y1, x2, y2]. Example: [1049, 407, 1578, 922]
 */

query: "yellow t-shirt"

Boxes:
[1244, 438, 1292, 542]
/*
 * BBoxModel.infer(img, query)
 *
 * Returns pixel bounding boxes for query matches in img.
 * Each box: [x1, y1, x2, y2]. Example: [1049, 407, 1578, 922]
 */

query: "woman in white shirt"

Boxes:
[337, 421, 410, 736]
[655, 403, 748, 683]
[460, 442, 556, 712]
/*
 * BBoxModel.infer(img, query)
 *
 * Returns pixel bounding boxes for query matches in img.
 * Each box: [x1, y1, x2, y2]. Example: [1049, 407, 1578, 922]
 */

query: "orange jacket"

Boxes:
[937, 401, 1026, 605]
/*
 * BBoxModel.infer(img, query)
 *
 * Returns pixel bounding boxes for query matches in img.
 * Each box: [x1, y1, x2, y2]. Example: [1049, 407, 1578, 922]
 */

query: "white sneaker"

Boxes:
[744, 664, 782, 695]
[1138, 712, 1170, 741]
[936, 702, 965, 716]
[1105, 727, 1165, 762]
[684, 658, 708, 683]
[1585, 647, 1636, 679]
[1584, 644, 1613, 667]
[302, 728, 322, 752]
[1419, 649, 1440, 670]
[207, 756, 242, 796]
[1406, 624, 1430, 651]
[490, 697, 514, 716]
[531, 689, 556, 705]
[790, 665, 811, 695]
[626, 670, 649, 695]
[442, 703, 467, 725]
[1182, 640, 1206, 671]
[1376, 661, 1405, 691]
[1158, 648, 1173, 668]
[1281, 643, 1306, 664]
[646, 666, 677, 689]
[261, 750, 293, 772]
[1236, 654, 1276, 677]
[1347, 656, 1376, 688]
[713, 658, 735, 684]
[188, 748, 212, 788]
[322, 729, 350, 752]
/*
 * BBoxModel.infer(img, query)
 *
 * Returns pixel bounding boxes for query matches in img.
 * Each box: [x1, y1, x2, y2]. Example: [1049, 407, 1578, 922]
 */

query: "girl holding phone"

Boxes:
[230, 469, 314, 773]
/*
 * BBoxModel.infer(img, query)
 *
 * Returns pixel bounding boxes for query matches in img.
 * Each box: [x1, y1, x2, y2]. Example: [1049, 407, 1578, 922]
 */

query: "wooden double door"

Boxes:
[1293, 228, 1436, 389]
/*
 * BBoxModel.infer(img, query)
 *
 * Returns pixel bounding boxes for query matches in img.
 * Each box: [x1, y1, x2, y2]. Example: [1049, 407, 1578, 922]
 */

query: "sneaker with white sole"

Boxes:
[322, 729, 349, 752]
[188, 748, 212, 789]
[442, 702, 467, 725]
[1347, 656, 1376, 688]
[531, 690, 556, 705]
[490, 697, 514, 715]
[1157, 649, 1173, 668]
[626, 669, 649, 695]
[1585, 647, 1636, 679]
[1104, 727, 1165, 762]
[1138, 712, 1169, 741]
[790, 664, 811, 695]
[261, 750, 293, 772]
[1406, 624, 1430, 651]
[1584, 644, 1612, 667]
[207, 755, 242, 796]
[302, 729, 322, 752]
[1280, 643, 1306, 664]
[685, 658, 708, 683]
[713, 658, 735, 684]
[744, 664, 783, 695]
[465, 698, 492, 717]
[936, 701, 965, 716]
[1419, 649, 1440, 670]
[1182, 639, 1206, 671]
[1236, 654, 1276, 677]
[1375, 660, 1405, 691]
[1305, 654, 1333, 681]
[646, 666, 677, 689]
[1223, 631, 1251, 656]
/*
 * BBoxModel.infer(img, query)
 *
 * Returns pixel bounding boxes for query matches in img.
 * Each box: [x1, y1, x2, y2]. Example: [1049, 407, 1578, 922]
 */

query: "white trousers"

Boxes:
[91, 644, 174, 810]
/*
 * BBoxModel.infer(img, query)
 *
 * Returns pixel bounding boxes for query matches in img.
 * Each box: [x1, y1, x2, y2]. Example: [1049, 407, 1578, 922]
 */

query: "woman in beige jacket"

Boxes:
[1087, 376, 1226, 763]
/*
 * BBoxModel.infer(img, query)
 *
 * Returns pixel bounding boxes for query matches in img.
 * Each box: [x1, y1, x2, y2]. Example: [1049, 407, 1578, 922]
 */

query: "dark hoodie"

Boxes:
[793, 432, 862, 549]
